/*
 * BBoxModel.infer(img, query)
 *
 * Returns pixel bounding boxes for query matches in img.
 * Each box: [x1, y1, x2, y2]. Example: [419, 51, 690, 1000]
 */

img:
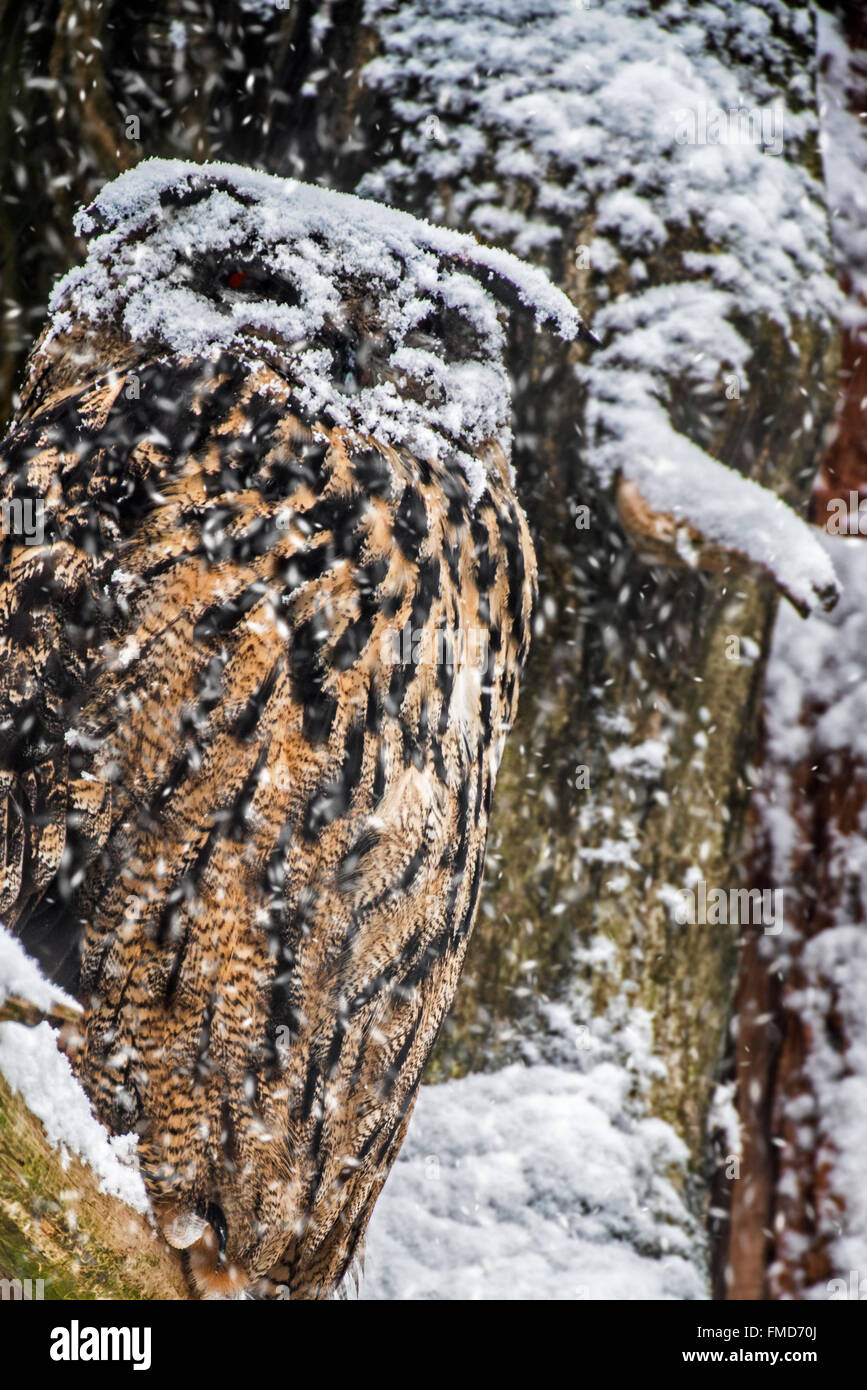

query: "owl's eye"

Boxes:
[227, 270, 248, 290]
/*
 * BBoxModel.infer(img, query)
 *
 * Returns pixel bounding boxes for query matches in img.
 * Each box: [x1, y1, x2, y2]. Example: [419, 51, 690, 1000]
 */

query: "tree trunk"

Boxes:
[0, 1066, 186, 1299]
[718, 1, 867, 1301]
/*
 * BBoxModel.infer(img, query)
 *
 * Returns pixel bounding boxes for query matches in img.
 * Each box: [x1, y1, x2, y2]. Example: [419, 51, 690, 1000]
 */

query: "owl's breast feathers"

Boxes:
[0, 341, 537, 1297]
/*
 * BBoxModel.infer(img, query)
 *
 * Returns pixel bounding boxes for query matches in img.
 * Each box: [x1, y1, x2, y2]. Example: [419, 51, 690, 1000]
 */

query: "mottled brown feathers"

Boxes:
[0, 324, 537, 1297]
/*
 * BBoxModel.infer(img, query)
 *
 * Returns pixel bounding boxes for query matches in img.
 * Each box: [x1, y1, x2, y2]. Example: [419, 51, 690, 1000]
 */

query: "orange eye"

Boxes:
[227, 270, 248, 290]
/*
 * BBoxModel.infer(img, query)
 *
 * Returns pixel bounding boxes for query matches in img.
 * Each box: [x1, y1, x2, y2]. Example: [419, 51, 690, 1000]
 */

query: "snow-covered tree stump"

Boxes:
[0, 934, 185, 1299]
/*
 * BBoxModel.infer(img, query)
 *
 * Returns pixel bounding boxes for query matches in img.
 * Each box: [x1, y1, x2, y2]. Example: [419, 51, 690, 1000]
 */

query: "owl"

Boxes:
[0, 159, 588, 1298]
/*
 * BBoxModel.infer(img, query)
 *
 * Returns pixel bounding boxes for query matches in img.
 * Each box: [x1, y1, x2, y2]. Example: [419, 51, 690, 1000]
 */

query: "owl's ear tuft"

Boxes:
[452, 253, 599, 346]
[74, 201, 109, 238]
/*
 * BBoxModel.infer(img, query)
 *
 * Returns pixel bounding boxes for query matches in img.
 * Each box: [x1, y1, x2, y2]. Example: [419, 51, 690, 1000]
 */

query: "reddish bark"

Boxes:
[724, 440, 867, 1298]
[722, 8, 867, 1298]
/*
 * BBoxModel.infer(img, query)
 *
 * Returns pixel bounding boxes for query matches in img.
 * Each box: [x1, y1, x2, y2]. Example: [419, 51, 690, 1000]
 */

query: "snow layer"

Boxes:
[360, 0, 839, 612]
[762, 536, 867, 791]
[46, 158, 583, 505]
[0, 1021, 149, 1213]
[361, 970, 707, 1300]
[360, 1060, 704, 1301]
[0, 923, 80, 1015]
[0, 928, 147, 1213]
[797, 927, 867, 1290]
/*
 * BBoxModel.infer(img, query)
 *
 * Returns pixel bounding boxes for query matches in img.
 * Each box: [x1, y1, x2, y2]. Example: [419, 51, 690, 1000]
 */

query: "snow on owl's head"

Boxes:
[42, 158, 589, 503]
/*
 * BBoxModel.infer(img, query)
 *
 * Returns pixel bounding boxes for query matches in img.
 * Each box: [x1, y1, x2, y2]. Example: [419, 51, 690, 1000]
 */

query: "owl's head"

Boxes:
[40, 158, 592, 504]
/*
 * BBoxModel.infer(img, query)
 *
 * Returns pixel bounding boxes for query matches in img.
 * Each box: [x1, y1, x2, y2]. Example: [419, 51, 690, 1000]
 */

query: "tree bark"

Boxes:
[0, 1059, 186, 1299]
[719, 2, 867, 1300]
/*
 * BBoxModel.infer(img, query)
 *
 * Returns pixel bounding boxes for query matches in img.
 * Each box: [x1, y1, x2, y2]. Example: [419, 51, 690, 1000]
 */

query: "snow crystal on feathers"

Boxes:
[45, 158, 582, 506]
